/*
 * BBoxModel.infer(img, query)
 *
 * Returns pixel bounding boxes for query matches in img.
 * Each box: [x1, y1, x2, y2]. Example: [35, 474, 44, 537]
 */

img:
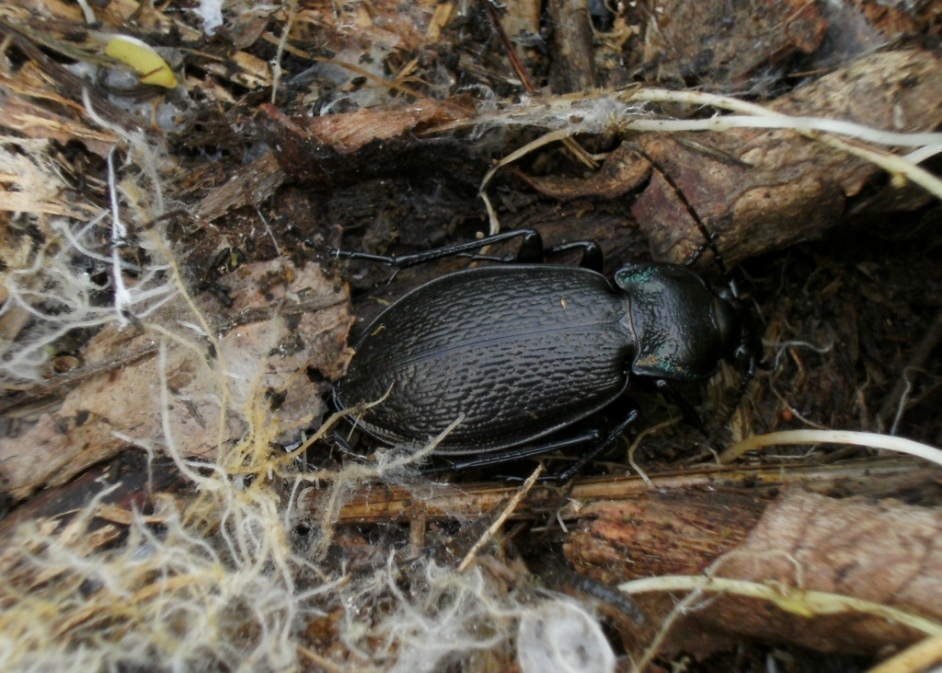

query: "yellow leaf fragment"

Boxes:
[102, 35, 177, 88]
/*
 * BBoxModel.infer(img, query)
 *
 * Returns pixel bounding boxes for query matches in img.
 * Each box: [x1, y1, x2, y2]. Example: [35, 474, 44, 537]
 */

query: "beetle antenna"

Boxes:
[625, 145, 736, 296]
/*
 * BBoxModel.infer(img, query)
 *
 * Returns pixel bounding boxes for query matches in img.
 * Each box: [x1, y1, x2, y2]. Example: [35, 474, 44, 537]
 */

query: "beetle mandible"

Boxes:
[326, 227, 762, 478]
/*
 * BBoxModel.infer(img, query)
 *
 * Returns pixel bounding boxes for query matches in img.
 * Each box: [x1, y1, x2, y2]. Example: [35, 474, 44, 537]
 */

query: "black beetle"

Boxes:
[328, 228, 762, 478]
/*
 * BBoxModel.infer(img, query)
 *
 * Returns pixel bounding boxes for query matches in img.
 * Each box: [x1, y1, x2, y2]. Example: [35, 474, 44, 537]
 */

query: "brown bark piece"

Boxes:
[273, 100, 466, 154]
[846, 0, 935, 37]
[260, 101, 482, 188]
[548, 0, 598, 93]
[194, 151, 286, 223]
[630, 136, 849, 265]
[630, 49, 942, 265]
[567, 489, 942, 656]
[669, 490, 942, 655]
[262, 98, 468, 155]
[518, 146, 652, 200]
[563, 490, 767, 584]
[631, 0, 827, 85]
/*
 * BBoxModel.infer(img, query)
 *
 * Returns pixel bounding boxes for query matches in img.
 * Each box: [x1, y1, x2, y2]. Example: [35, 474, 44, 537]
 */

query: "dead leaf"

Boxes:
[0, 259, 352, 501]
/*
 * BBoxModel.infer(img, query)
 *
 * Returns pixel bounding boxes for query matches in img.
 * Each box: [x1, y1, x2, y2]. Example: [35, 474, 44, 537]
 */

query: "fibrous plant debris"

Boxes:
[1, 1, 942, 672]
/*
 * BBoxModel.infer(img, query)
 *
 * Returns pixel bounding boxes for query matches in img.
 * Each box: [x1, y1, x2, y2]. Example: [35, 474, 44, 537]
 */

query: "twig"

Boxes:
[324, 457, 925, 525]
[270, 0, 297, 104]
[482, 1, 535, 92]
[457, 464, 544, 572]
[626, 416, 680, 486]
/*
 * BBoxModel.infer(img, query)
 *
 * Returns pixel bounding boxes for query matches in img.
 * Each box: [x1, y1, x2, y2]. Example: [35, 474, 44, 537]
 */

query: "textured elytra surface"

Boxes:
[334, 266, 635, 453]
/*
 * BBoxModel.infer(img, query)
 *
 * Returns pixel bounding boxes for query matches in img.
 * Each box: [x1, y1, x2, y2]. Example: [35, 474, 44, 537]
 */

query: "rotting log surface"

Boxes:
[312, 457, 942, 656]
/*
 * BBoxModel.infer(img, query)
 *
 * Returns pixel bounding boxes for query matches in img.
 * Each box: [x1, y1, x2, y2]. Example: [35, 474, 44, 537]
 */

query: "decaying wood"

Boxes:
[524, 49, 942, 266]
[252, 47, 942, 268]
[2, 0, 941, 668]
[310, 457, 942, 657]
[618, 490, 942, 657]
[260, 102, 482, 189]
[0, 454, 187, 544]
[630, 0, 828, 86]
[319, 456, 930, 524]
[563, 490, 767, 583]
[547, 0, 597, 93]
[193, 151, 286, 223]
[633, 49, 942, 265]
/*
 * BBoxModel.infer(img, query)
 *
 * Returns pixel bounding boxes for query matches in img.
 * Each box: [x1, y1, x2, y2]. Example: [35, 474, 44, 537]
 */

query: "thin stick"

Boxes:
[627, 416, 680, 486]
[457, 464, 544, 572]
[482, 1, 536, 93]
[479, 128, 575, 233]
[270, 0, 297, 104]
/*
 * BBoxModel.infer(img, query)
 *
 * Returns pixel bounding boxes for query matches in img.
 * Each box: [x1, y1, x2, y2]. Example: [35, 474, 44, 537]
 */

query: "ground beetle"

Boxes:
[325, 226, 762, 479]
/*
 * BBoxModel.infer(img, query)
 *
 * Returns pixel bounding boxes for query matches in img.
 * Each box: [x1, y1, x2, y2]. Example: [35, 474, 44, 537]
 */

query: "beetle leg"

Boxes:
[454, 230, 546, 264]
[314, 228, 608, 273]
[553, 404, 640, 482]
[546, 240, 604, 273]
[717, 353, 758, 429]
[421, 429, 601, 474]
[322, 229, 548, 269]
[514, 229, 545, 263]
[653, 379, 708, 436]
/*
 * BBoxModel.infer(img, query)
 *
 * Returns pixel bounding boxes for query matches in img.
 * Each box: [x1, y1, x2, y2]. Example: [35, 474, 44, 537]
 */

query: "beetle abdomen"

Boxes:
[334, 265, 634, 453]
